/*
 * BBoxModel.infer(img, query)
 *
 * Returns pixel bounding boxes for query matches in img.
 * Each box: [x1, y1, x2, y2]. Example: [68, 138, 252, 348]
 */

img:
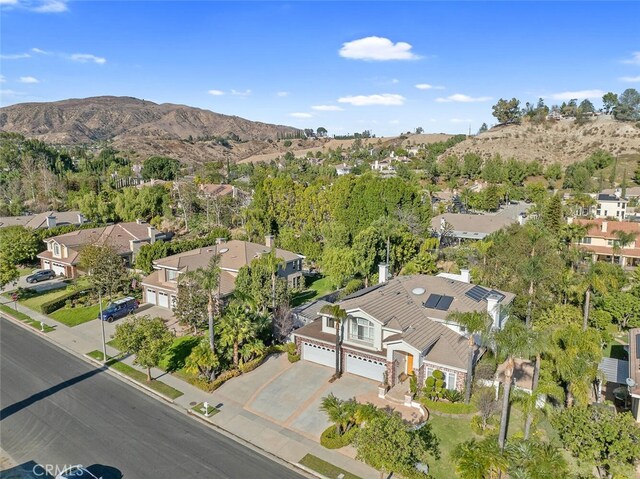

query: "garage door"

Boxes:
[345, 353, 386, 382]
[302, 342, 334, 368]
[51, 262, 66, 276]
[158, 291, 169, 308]
[146, 289, 157, 305]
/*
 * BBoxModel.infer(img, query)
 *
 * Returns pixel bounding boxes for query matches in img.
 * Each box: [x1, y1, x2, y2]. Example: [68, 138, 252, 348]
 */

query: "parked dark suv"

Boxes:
[98, 296, 139, 322]
[26, 269, 56, 283]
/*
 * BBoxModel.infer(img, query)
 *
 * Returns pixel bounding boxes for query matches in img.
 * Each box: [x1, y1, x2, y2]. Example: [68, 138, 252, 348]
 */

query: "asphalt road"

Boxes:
[0, 318, 304, 479]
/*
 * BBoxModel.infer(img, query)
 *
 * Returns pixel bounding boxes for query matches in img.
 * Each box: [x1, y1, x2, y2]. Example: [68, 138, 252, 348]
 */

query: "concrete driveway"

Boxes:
[214, 355, 378, 441]
[1, 274, 67, 295]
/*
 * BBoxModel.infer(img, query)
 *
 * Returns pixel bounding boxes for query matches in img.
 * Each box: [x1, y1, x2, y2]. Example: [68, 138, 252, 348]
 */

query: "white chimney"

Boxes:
[216, 237, 226, 245]
[378, 263, 389, 284]
[517, 214, 525, 226]
[77, 213, 85, 224]
[486, 294, 501, 329]
[147, 226, 156, 244]
[460, 269, 471, 284]
[265, 235, 274, 248]
[601, 221, 608, 233]
[136, 218, 144, 225]
[440, 217, 446, 232]
[46, 215, 56, 228]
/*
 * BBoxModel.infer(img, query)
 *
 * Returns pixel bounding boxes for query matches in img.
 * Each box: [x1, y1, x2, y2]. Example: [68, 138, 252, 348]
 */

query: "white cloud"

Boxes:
[622, 52, 640, 65]
[311, 105, 343, 111]
[548, 89, 604, 100]
[0, 75, 5, 83]
[338, 93, 405, 106]
[391, 78, 399, 84]
[231, 89, 251, 97]
[70, 53, 106, 64]
[32, 47, 49, 54]
[0, 53, 31, 60]
[19, 76, 39, 83]
[0, 0, 18, 4]
[415, 83, 445, 90]
[450, 118, 472, 123]
[207, 89, 224, 96]
[290, 112, 313, 119]
[0, 89, 23, 96]
[435, 93, 492, 103]
[276, 91, 289, 97]
[339, 36, 419, 61]
[33, 0, 68, 12]
[620, 75, 640, 83]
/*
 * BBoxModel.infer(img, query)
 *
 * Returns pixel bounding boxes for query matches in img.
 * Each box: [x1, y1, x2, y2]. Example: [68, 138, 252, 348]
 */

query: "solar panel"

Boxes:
[435, 295, 454, 311]
[465, 285, 489, 302]
[424, 294, 442, 309]
[489, 290, 506, 302]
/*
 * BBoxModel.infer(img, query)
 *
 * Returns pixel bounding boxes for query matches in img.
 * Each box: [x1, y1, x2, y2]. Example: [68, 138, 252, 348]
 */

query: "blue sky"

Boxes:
[1, 1, 639, 136]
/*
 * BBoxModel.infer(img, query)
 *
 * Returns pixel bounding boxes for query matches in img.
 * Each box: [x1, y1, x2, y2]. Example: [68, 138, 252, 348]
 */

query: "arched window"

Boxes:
[349, 317, 374, 344]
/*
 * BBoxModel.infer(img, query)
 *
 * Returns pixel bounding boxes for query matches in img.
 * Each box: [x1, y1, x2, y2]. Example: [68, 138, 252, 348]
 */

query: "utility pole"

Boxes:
[99, 289, 107, 363]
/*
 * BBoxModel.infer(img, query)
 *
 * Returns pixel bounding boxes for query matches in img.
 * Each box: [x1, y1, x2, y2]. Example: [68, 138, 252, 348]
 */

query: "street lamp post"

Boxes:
[98, 289, 107, 364]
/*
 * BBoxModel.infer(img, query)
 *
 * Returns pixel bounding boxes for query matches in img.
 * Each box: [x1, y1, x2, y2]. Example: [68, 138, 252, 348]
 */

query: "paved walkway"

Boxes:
[0, 302, 379, 479]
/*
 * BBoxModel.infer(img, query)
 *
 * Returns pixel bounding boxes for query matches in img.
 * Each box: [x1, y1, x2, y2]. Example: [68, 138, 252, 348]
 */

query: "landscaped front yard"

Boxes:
[291, 275, 335, 306]
[50, 300, 107, 327]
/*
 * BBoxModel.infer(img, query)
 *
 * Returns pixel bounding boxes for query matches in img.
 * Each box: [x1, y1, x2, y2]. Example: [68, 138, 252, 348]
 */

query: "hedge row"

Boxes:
[40, 289, 90, 314]
[320, 425, 358, 449]
[421, 398, 477, 415]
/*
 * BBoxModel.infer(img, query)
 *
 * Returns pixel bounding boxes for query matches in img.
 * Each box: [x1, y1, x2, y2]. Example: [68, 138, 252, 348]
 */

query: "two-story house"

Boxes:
[37, 220, 164, 278]
[293, 270, 514, 390]
[141, 236, 304, 310]
[574, 218, 640, 267]
[591, 192, 628, 219]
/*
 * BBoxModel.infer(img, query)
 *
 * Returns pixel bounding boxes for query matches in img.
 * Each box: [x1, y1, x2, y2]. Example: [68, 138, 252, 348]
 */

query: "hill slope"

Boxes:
[0, 96, 301, 163]
[443, 117, 640, 166]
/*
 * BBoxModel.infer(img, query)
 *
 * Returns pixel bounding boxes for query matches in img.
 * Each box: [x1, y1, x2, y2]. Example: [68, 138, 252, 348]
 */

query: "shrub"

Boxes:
[288, 352, 301, 363]
[283, 140, 292, 147]
[40, 289, 90, 314]
[442, 389, 464, 403]
[470, 415, 496, 435]
[423, 370, 445, 401]
[320, 425, 358, 449]
[421, 398, 477, 415]
[239, 354, 268, 373]
[205, 369, 241, 392]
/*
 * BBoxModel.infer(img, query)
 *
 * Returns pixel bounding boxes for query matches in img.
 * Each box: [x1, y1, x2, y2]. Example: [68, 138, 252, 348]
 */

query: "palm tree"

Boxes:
[263, 247, 285, 312]
[505, 439, 568, 479]
[550, 324, 602, 407]
[319, 394, 356, 435]
[452, 438, 509, 479]
[612, 229, 636, 265]
[320, 304, 348, 378]
[184, 338, 219, 380]
[218, 303, 256, 368]
[521, 329, 552, 440]
[240, 339, 266, 365]
[493, 319, 533, 450]
[184, 255, 221, 377]
[579, 261, 621, 331]
[448, 311, 492, 403]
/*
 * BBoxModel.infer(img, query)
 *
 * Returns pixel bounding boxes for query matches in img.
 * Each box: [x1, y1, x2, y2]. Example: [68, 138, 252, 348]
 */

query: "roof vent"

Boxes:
[412, 287, 426, 295]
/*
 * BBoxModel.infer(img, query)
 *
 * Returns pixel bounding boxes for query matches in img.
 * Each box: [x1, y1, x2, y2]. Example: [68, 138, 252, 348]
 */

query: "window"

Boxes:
[166, 270, 179, 281]
[53, 243, 60, 256]
[326, 317, 335, 328]
[426, 367, 457, 390]
[581, 237, 592, 244]
[349, 317, 374, 343]
[292, 261, 297, 271]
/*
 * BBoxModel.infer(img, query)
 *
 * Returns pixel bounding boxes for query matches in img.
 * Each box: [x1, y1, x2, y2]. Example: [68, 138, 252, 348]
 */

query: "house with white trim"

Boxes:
[293, 268, 514, 390]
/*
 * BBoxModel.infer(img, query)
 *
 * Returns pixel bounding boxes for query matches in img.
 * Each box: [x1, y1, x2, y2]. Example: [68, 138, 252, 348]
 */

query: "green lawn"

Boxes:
[49, 301, 107, 327]
[291, 275, 335, 306]
[192, 402, 219, 417]
[18, 266, 37, 276]
[298, 454, 362, 479]
[18, 282, 79, 311]
[86, 350, 183, 400]
[158, 335, 200, 372]
[0, 303, 55, 332]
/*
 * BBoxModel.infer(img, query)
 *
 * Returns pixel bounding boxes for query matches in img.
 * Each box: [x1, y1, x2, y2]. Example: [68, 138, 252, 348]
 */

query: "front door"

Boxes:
[406, 354, 414, 375]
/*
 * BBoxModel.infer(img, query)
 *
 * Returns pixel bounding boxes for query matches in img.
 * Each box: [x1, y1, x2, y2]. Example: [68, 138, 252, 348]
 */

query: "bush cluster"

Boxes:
[320, 425, 358, 449]
[421, 398, 477, 415]
[40, 289, 90, 314]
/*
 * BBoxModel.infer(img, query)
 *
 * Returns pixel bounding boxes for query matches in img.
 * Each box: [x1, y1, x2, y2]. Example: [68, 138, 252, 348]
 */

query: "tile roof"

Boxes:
[432, 213, 518, 237]
[198, 183, 235, 197]
[141, 269, 237, 298]
[575, 218, 640, 241]
[0, 210, 85, 229]
[153, 240, 301, 272]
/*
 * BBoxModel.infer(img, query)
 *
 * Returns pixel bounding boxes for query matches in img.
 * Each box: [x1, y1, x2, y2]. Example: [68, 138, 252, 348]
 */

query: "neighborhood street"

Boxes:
[0, 318, 304, 479]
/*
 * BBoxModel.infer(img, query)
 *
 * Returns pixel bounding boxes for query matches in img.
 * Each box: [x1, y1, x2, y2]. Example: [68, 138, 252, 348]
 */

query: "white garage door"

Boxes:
[146, 289, 157, 305]
[345, 353, 386, 382]
[158, 291, 170, 308]
[302, 342, 334, 368]
[51, 262, 65, 276]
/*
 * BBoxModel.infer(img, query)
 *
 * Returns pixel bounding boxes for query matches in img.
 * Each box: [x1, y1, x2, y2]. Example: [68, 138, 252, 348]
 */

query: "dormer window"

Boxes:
[53, 243, 60, 256]
[166, 270, 179, 281]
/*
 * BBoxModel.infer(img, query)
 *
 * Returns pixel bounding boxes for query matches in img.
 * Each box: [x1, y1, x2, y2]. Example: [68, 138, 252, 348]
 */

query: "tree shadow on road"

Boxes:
[0, 366, 106, 421]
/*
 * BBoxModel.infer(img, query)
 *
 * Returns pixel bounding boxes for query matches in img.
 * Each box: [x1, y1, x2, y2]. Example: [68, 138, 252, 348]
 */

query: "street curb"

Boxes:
[1, 313, 319, 479]
[186, 409, 316, 479]
[83, 354, 175, 404]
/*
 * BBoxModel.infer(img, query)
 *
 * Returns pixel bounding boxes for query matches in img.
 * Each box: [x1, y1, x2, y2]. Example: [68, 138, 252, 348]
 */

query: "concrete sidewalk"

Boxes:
[0, 302, 378, 479]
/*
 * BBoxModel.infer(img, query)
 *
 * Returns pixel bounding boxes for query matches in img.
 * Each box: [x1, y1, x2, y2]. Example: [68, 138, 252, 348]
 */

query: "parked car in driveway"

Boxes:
[56, 465, 99, 479]
[26, 269, 56, 283]
[98, 296, 139, 323]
